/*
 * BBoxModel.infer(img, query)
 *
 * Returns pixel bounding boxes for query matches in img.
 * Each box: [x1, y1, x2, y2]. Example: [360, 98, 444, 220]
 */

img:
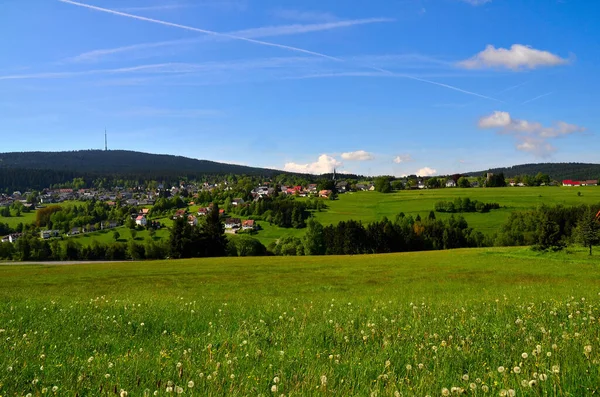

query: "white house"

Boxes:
[135, 215, 147, 227]
[446, 180, 457, 188]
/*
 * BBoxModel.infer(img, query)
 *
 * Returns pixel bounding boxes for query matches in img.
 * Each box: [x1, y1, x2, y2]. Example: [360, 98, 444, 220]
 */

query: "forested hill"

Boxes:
[0, 150, 280, 176]
[465, 163, 600, 181]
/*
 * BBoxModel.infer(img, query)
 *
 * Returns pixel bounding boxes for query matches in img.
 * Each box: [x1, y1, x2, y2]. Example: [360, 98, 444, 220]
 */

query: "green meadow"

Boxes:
[1, 247, 600, 395]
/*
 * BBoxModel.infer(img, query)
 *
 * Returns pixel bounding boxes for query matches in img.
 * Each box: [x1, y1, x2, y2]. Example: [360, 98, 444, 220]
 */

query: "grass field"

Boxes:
[310, 186, 600, 235]
[1, 247, 600, 395]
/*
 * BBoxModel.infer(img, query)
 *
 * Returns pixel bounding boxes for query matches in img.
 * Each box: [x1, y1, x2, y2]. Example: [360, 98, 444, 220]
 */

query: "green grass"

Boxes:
[0, 210, 37, 229]
[311, 186, 600, 234]
[1, 247, 600, 395]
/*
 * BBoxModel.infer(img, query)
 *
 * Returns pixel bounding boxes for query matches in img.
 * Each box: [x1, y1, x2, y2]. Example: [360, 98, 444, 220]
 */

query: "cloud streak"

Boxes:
[341, 150, 374, 161]
[521, 91, 553, 105]
[58, 0, 502, 102]
[67, 18, 394, 63]
[284, 154, 341, 174]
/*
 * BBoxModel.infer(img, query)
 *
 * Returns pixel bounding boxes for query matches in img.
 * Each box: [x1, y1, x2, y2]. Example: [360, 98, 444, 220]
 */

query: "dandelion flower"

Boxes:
[508, 390, 515, 397]
[273, 376, 280, 384]
[585, 345, 592, 353]
[513, 366, 521, 374]
[441, 388, 450, 396]
[188, 381, 194, 388]
[32, 378, 39, 385]
[52, 386, 58, 392]
[529, 380, 537, 387]
[539, 374, 547, 381]
[469, 383, 476, 390]
[552, 365, 560, 374]
[166, 386, 173, 392]
[521, 353, 528, 359]
[271, 385, 278, 393]
[176, 362, 182, 368]
[87, 356, 94, 363]
[497, 366, 505, 373]
[105, 374, 111, 379]
[320, 375, 327, 386]
[120, 390, 128, 397]
[230, 374, 235, 379]
[418, 363, 424, 369]
[406, 364, 412, 371]
[462, 374, 469, 381]
[521, 380, 528, 387]
[481, 385, 489, 392]
[176, 386, 183, 394]
[26, 394, 32, 397]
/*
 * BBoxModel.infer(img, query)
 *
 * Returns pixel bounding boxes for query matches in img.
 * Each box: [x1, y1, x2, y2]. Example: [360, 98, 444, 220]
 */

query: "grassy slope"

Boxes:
[1, 248, 600, 395]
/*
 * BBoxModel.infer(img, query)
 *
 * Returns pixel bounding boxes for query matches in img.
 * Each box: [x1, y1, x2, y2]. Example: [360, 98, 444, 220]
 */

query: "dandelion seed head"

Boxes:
[513, 366, 521, 374]
[271, 385, 278, 392]
[187, 381, 194, 388]
[497, 366, 505, 373]
[521, 352, 528, 359]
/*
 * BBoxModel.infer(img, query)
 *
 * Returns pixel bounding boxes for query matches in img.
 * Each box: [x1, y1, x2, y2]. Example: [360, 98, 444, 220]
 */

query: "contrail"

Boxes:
[521, 91, 553, 105]
[58, 0, 502, 102]
[58, 0, 343, 62]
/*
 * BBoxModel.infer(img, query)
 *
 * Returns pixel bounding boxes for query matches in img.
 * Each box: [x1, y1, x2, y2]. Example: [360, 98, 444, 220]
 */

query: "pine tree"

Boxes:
[204, 202, 226, 257]
[576, 208, 600, 255]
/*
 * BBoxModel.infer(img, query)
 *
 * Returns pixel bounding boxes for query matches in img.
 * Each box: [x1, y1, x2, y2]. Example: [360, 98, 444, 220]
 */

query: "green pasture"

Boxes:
[311, 186, 600, 235]
[1, 247, 600, 395]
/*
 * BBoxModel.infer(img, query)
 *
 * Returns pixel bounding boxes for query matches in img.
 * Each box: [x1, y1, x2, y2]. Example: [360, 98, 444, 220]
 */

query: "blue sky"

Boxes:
[1, 0, 598, 176]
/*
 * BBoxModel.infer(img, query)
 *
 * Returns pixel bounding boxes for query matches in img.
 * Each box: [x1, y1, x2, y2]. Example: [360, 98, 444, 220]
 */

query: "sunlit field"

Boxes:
[1, 247, 600, 395]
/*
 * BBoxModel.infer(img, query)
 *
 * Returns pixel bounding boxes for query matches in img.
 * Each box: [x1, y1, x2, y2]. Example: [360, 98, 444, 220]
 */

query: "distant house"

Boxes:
[140, 208, 150, 215]
[563, 180, 581, 187]
[319, 190, 332, 198]
[173, 209, 186, 220]
[40, 230, 60, 239]
[101, 220, 119, 230]
[582, 180, 598, 186]
[445, 180, 457, 188]
[187, 215, 198, 227]
[135, 215, 147, 227]
[69, 227, 81, 236]
[198, 208, 208, 216]
[355, 183, 368, 191]
[307, 184, 318, 193]
[0, 236, 9, 243]
[231, 198, 245, 206]
[336, 181, 349, 193]
[242, 219, 255, 230]
[224, 218, 242, 234]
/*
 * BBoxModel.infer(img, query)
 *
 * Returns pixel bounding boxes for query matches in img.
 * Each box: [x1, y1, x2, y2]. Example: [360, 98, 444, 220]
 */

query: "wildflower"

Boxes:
[26, 394, 32, 397]
[328, 355, 333, 360]
[552, 344, 558, 350]
[385, 360, 391, 367]
[32, 378, 39, 385]
[513, 366, 521, 374]
[108, 362, 114, 368]
[42, 389, 48, 393]
[230, 374, 235, 379]
[508, 390, 515, 397]
[176, 362, 182, 368]
[529, 380, 537, 387]
[521, 380, 528, 387]
[521, 352, 528, 359]
[271, 385, 278, 393]
[539, 374, 548, 381]
[441, 388, 450, 396]
[320, 375, 327, 386]
[418, 363, 424, 369]
[105, 374, 111, 379]
[176, 386, 183, 394]
[40, 354, 46, 359]
[481, 385, 489, 393]
[406, 364, 412, 370]
[462, 374, 469, 381]
[166, 386, 173, 393]
[585, 345, 592, 353]
[497, 366, 505, 373]
[499, 390, 507, 396]
[469, 383, 476, 390]
[120, 390, 128, 397]
[7, 366, 12, 372]
[188, 381, 194, 388]
[552, 365, 560, 373]
[87, 356, 94, 363]
[52, 386, 58, 392]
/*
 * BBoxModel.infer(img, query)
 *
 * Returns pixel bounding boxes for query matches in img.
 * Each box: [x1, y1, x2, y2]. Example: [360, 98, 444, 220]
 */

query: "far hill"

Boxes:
[0, 150, 281, 176]
[464, 163, 600, 181]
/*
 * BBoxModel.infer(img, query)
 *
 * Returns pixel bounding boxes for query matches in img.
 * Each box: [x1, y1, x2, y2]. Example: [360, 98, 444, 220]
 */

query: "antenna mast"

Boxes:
[104, 129, 108, 151]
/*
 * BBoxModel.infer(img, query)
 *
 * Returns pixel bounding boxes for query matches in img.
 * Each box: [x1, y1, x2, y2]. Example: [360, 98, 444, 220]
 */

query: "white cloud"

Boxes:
[458, 44, 569, 70]
[478, 111, 584, 157]
[284, 154, 342, 174]
[460, 0, 491, 5]
[393, 154, 413, 163]
[341, 150, 374, 161]
[417, 167, 437, 177]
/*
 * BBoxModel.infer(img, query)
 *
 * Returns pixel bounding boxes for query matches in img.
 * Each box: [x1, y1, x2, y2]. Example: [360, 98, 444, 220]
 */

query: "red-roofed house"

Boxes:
[135, 215, 147, 226]
[242, 219, 255, 230]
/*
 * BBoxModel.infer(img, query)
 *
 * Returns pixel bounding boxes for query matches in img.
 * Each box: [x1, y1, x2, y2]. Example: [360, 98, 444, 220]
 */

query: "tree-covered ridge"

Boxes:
[465, 163, 600, 181]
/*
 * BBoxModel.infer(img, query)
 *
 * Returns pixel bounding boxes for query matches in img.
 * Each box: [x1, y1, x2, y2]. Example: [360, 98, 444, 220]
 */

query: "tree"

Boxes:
[426, 177, 440, 189]
[303, 218, 326, 255]
[374, 177, 392, 193]
[457, 177, 470, 188]
[203, 202, 226, 257]
[576, 209, 600, 255]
